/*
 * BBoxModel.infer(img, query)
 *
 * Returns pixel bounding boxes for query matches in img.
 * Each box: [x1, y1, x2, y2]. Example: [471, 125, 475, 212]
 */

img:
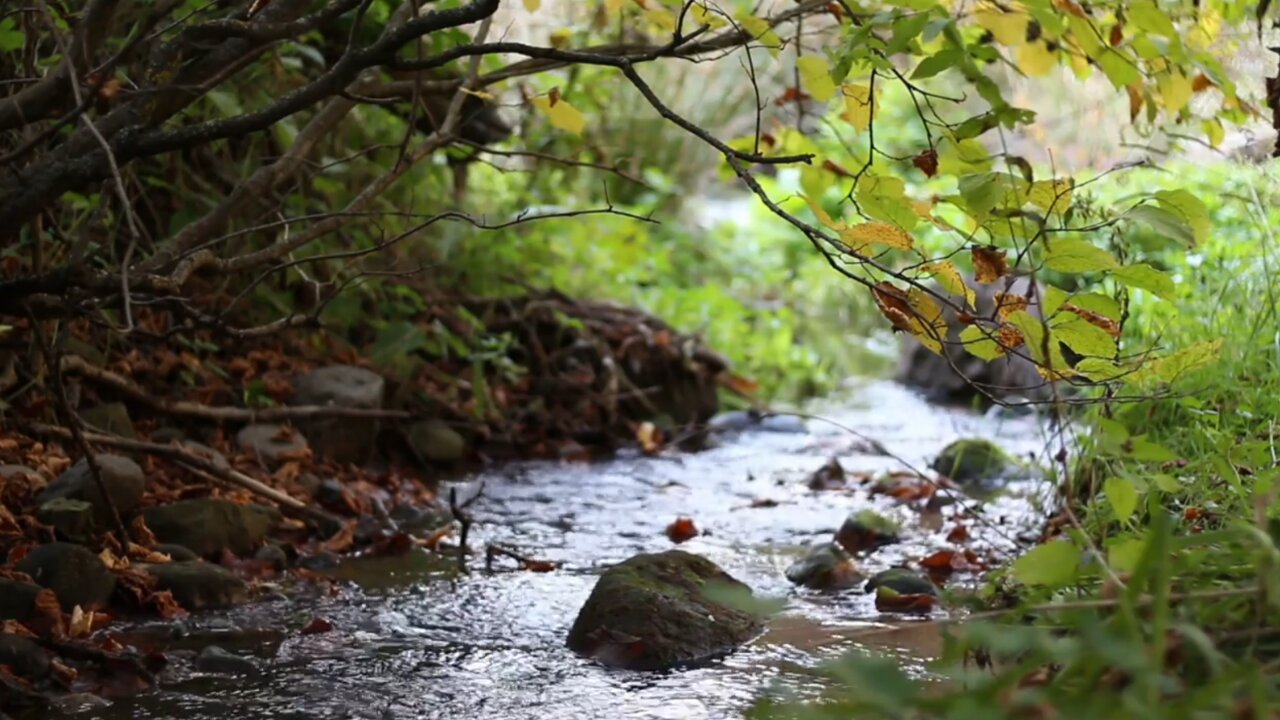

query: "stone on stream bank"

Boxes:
[292, 365, 385, 465]
[140, 561, 249, 609]
[0, 579, 43, 621]
[408, 419, 467, 463]
[865, 568, 938, 597]
[0, 633, 51, 679]
[143, 499, 280, 558]
[16, 542, 116, 611]
[36, 454, 146, 529]
[236, 424, 309, 465]
[567, 550, 763, 670]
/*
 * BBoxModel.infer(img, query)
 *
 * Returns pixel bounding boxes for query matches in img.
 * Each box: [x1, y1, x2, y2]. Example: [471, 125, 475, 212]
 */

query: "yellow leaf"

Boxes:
[646, 8, 677, 32]
[801, 194, 844, 230]
[841, 83, 876, 132]
[1028, 178, 1074, 212]
[523, 0, 540, 10]
[922, 261, 976, 308]
[1203, 118, 1224, 148]
[797, 56, 837, 103]
[737, 12, 782, 50]
[974, 5, 1030, 46]
[605, 0, 626, 12]
[840, 222, 915, 252]
[907, 288, 948, 355]
[1158, 70, 1193, 116]
[548, 28, 573, 48]
[691, 3, 728, 28]
[532, 94, 586, 135]
[1017, 40, 1058, 77]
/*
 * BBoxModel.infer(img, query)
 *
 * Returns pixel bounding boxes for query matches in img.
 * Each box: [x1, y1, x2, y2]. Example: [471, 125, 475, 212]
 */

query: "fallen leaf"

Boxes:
[807, 457, 846, 489]
[300, 617, 335, 635]
[665, 517, 699, 543]
[946, 524, 971, 543]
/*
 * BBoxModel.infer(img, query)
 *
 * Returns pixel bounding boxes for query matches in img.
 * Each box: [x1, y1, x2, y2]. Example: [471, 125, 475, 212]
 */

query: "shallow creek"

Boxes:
[68, 379, 1060, 720]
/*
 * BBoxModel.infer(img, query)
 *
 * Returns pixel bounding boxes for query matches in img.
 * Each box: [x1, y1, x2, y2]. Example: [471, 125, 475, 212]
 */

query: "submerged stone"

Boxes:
[930, 439, 1017, 485]
[566, 550, 763, 670]
[785, 542, 862, 590]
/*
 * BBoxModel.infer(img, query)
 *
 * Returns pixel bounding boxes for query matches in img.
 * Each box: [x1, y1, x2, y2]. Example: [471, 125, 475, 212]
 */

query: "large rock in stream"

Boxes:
[16, 542, 116, 611]
[566, 550, 763, 670]
[931, 438, 1019, 486]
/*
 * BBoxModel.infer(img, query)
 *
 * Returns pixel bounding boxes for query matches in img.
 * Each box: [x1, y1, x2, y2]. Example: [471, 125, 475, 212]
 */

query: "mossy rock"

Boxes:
[835, 510, 901, 554]
[36, 454, 146, 529]
[566, 550, 763, 670]
[865, 568, 938, 597]
[143, 499, 280, 558]
[785, 542, 862, 590]
[16, 542, 116, 611]
[0, 579, 42, 621]
[930, 439, 1016, 485]
[141, 561, 249, 610]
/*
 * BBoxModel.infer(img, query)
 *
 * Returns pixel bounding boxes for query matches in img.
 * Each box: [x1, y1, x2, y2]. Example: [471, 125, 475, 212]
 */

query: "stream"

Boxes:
[60, 379, 1059, 720]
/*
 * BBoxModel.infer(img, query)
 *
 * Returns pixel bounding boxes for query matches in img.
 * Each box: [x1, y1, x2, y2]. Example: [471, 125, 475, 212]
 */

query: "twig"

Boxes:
[60, 355, 411, 423]
[29, 317, 132, 544]
[448, 482, 484, 573]
[485, 543, 559, 572]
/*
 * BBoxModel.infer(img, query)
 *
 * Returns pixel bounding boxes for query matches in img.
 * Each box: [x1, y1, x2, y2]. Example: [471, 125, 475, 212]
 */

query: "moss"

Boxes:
[566, 550, 763, 670]
[931, 438, 1016, 485]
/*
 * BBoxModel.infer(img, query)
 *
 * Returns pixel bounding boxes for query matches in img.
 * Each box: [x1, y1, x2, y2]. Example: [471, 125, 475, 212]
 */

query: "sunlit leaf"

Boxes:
[1054, 313, 1118, 357]
[523, 0, 540, 10]
[1027, 178, 1073, 212]
[797, 56, 837, 103]
[1157, 70, 1193, 116]
[1128, 338, 1224, 386]
[974, 4, 1030, 45]
[801, 193, 843, 230]
[960, 325, 1006, 360]
[1012, 540, 1081, 587]
[1017, 40, 1058, 77]
[1044, 238, 1119, 273]
[1154, 189, 1211, 245]
[1112, 263, 1176, 300]
[532, 93, 586, 135]
[1105, 476, 1139, 523]
[841, 222, 914, 252]
[841, 83, 876, 131]
[737, 12, 782, 51]
[921, 261, 976, 308]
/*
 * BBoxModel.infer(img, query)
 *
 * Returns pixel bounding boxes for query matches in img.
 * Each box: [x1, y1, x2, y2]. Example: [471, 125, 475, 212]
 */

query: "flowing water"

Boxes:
[62, 379, 1061, 720]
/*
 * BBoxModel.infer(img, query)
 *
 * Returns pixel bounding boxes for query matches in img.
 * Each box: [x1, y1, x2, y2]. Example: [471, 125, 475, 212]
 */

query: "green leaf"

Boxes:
[1012, 540, 1081, 587]
[1154, 189, 1211, 245]
[1075, 357, 1127, 382]
[960, 324, 1005, 361]
[857, 174, 918, 230]
[1105, 476, 1139, 523]
[1107, 536, 1146, 573]
[797, 55, 838, 103]
[1096, 49, 1140, 88]
[0, 18, 23, 53]
[1128, 0, 1177, 38]
[1113, 263, 1176, 300]
[1044, 238, 1119, 273]
[1153, 474, 1182, 493]
[1127, 338, 1224, 386]
[1124, 204, 1196, 246]
[1067, 292, 1122, 321]
[911, 48, 963, 79]
[1125, 436, 1178, 462]
[1054, 314, 1117, 358]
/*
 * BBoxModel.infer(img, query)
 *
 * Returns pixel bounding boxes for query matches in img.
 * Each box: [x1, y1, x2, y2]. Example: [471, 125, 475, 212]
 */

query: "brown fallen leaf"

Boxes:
[300, 617, 335, 635]
[874, 590, 938, 614]
[665, 517, 699, 544]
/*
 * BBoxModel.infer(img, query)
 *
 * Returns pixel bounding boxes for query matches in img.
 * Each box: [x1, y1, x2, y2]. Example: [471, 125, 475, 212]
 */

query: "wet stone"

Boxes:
[785, 542, 862, 590]
[142, 561, 249, 610]
[195, 645, 258, 674]
[254, 543, 290, 572]
[177, 441, 231, 471]
[292, 365, 385, 465]
[389, 503, 452, 535]
[835, 510, 901, 554]
[0, 633, 50, 679]
[36, 498, 96, 543]
[36, 454, 146, 529]
[143, 498, 280, 558]
[236, 424, 308, 465]
[566, 550, 763, 671]
[0, 465, 43, 484]
[16, 542, 116, 611]
[154, 543, 201, 562]
[865, 568, 938, 597]
[931, 438, 1017, 485]
[0, 579, 42, 621]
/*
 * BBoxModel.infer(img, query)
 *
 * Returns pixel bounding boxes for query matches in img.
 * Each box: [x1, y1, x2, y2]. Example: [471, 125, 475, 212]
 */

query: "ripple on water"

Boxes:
[80, 381, 1063, 720]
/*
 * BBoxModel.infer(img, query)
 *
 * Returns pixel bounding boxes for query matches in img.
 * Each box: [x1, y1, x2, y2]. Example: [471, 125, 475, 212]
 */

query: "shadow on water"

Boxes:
[68, 380, 1062, 720]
